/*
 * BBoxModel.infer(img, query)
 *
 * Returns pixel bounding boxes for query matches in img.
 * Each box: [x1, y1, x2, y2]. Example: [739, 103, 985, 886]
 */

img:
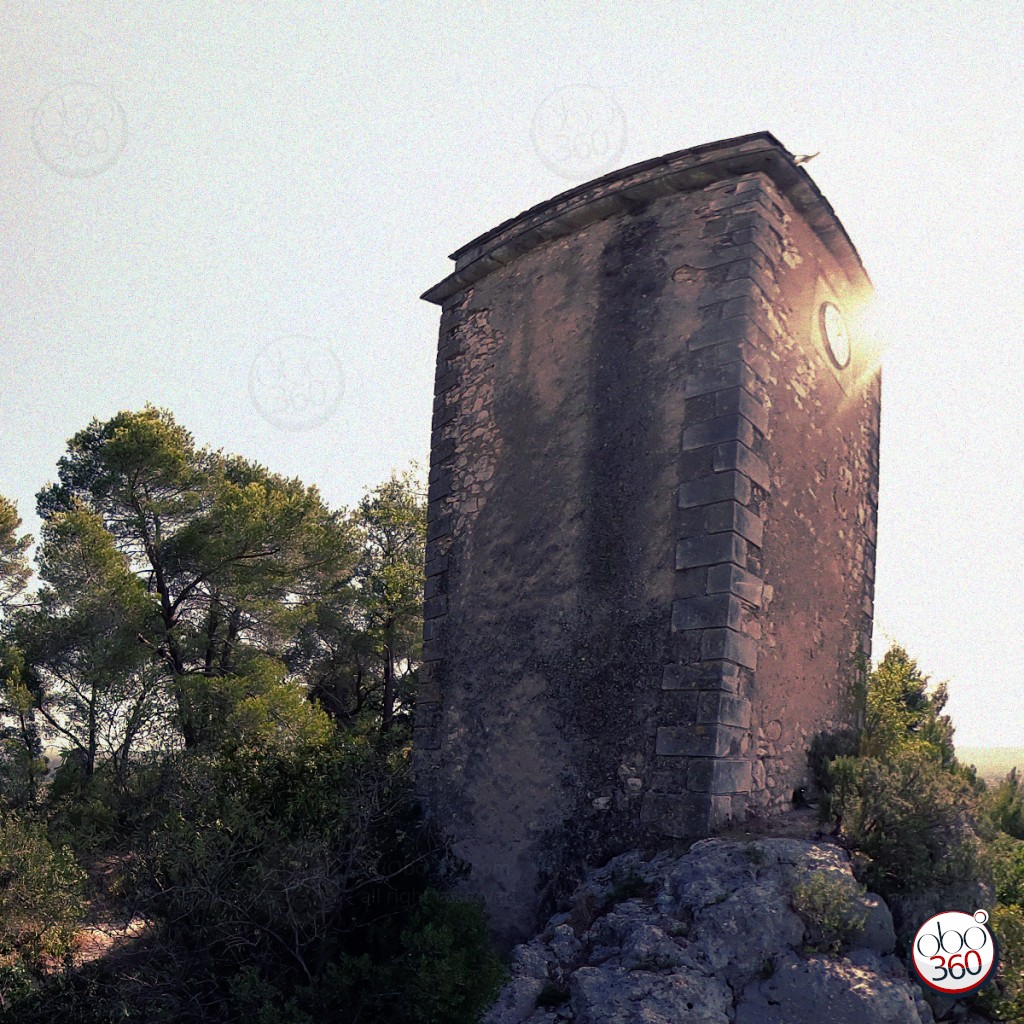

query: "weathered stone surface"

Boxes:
[860, 892, 897, 955]
[678, 470, 752, 509]
[415, 134, 880, 941]
[484, 840, 930, 1024]
[734, 952, 922, 1024]
[571, 967, 733, 1024]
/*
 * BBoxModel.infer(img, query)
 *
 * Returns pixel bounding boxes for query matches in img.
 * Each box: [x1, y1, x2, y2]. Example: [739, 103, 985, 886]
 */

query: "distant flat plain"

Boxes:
[958, 747, 1024, 785]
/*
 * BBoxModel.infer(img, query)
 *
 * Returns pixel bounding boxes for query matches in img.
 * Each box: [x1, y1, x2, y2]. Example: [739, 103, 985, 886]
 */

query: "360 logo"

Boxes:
[911, 909, 998, 997]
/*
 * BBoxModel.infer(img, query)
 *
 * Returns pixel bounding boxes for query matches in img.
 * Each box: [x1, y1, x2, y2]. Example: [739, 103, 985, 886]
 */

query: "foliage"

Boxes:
[0, 645, 45, 809]
[0, 815, 86, 971]
[976, 902, 1024, 1021]
[290, 468, 426, 733]
[391, 890, 506, 1024]
[0, 412, 496, 1024]
[820, 645, 981, 898]
[985, 768, 1024, 840]
[32, 406, 359, 751]
[815, 644, 1024, 1015]
[859, 646, 956, 767]
[0, 497, 31, 618]
[12, 506, 158, 780]
[826, 748, 980, 895]
[990, 834, 1024, 907]
[791, 869, 868, 955]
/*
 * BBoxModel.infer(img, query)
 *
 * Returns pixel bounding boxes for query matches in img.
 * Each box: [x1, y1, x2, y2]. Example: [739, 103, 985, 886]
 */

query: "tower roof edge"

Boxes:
[422, 132, 870, 305]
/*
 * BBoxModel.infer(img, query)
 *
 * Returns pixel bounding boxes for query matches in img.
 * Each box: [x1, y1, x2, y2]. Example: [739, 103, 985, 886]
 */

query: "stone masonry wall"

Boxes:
[415, 136, 879, 944]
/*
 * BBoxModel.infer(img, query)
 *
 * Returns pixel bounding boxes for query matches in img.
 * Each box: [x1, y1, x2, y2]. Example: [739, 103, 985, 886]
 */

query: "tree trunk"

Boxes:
[380, 623, 396, 733]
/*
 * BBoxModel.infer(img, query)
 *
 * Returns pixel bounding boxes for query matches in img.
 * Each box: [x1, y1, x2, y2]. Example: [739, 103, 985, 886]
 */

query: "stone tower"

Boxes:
[414, 132, 880, 943]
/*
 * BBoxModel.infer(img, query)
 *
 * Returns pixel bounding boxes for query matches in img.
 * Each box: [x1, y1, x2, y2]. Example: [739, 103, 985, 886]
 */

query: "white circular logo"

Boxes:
[32, 82, 126, 178]
[248, 335, 345, 432]
[531, 84, 627, 181]
[911, 909, 998, 997]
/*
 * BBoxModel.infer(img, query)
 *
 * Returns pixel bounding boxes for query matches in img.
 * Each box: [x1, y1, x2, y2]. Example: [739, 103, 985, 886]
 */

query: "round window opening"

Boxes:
[820, 301, 851, 369]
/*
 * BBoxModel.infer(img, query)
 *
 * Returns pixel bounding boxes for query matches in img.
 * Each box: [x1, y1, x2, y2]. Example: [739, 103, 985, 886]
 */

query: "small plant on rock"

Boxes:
[792, 870, 868, 955]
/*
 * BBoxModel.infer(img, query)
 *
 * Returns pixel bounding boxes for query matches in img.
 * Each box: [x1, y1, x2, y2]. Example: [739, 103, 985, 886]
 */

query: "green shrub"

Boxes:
[608, 868, 650, 905]
[0, 814, 85, 966]
[975, 902, 1024, 1021]
[827, 748, 979, 896]
[985, 769, 1024, 840]
[989, 836, 1024, 906]
[398, 891, 506, 1023]
[816, 645, 983, 901]
[791, 870, 868, 955]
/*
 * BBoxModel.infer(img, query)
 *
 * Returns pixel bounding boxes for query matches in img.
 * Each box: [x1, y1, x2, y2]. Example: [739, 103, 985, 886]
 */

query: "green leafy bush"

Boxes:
[819, 646, 982, 899]
[985, 769, 1024, 840]
[791, 870, 868, 955]
[826, 748, 980, 896]
[0, 815, 85, 964]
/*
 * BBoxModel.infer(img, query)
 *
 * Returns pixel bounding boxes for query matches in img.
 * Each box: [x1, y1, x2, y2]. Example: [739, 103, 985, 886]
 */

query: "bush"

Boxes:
[975, 902, 1024, 1021]
[826, 749, 980, 897]
[816, 645, 983, 902]
[791, 870, 868, 955]
[396, 890, 506, 1024]
[0, 815, 86, 967]
[985, 769, 1024, 840]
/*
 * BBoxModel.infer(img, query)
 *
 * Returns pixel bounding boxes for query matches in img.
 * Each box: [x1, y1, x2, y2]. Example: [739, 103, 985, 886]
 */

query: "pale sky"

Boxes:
[1, 2, 1022, 747]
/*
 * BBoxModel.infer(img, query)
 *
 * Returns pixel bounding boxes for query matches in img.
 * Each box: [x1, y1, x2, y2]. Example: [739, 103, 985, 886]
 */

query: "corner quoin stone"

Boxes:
[413, 132, 880, 945]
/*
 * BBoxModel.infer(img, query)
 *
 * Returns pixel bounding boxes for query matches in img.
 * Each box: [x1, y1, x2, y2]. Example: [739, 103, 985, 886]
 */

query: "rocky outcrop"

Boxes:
[483, 838, 965, 1024]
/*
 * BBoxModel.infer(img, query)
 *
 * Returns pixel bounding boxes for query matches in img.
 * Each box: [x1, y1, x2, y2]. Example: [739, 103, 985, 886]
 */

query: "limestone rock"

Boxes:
[571, 966, 733, 1024]
[859, 892, 897, 955]
[485, 839, 933, 1024]
[734, 951, 923, 1023]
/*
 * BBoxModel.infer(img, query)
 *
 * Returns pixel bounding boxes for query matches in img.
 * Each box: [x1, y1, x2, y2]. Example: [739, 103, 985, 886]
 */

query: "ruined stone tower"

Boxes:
[414, 132, 880, 943]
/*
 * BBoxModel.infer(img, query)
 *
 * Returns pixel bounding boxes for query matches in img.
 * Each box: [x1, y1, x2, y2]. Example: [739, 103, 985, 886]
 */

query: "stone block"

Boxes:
[431, 436, 456, 461]
[701, 627, 758, 669]
[706, 563, 764, 606]
[698, 692, 752, 729]
[412, 724, 441, 751]
[656, 724, 731, 758]
[417, 674, 441, 704]
[715, 386, 769, 434]
[683, 360, 757, 399]
[432, 401, 457, 428]
[675, 533, 746, 570]
[683, 414, 755, 451]
[427, 471, 452, 503]
[678, 470, 751, 509]
[687, 758, 752, 794]
[705, 501, 764, 547]
[672, 594, 744, 631]
[687, 314, 754, 352]
[661, 663, 741, 693]
[698, 276, 759, 307]
[424, 554, 449, 578]
[713, 441, 771, 490]
[640, 790, 731, 837]
[426, 514, 451, 542]
[433, 368, 458, 395]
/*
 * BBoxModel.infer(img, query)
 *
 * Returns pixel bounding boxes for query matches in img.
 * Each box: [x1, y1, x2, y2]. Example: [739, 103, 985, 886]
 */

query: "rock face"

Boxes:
[483, 839, 940, 1024]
